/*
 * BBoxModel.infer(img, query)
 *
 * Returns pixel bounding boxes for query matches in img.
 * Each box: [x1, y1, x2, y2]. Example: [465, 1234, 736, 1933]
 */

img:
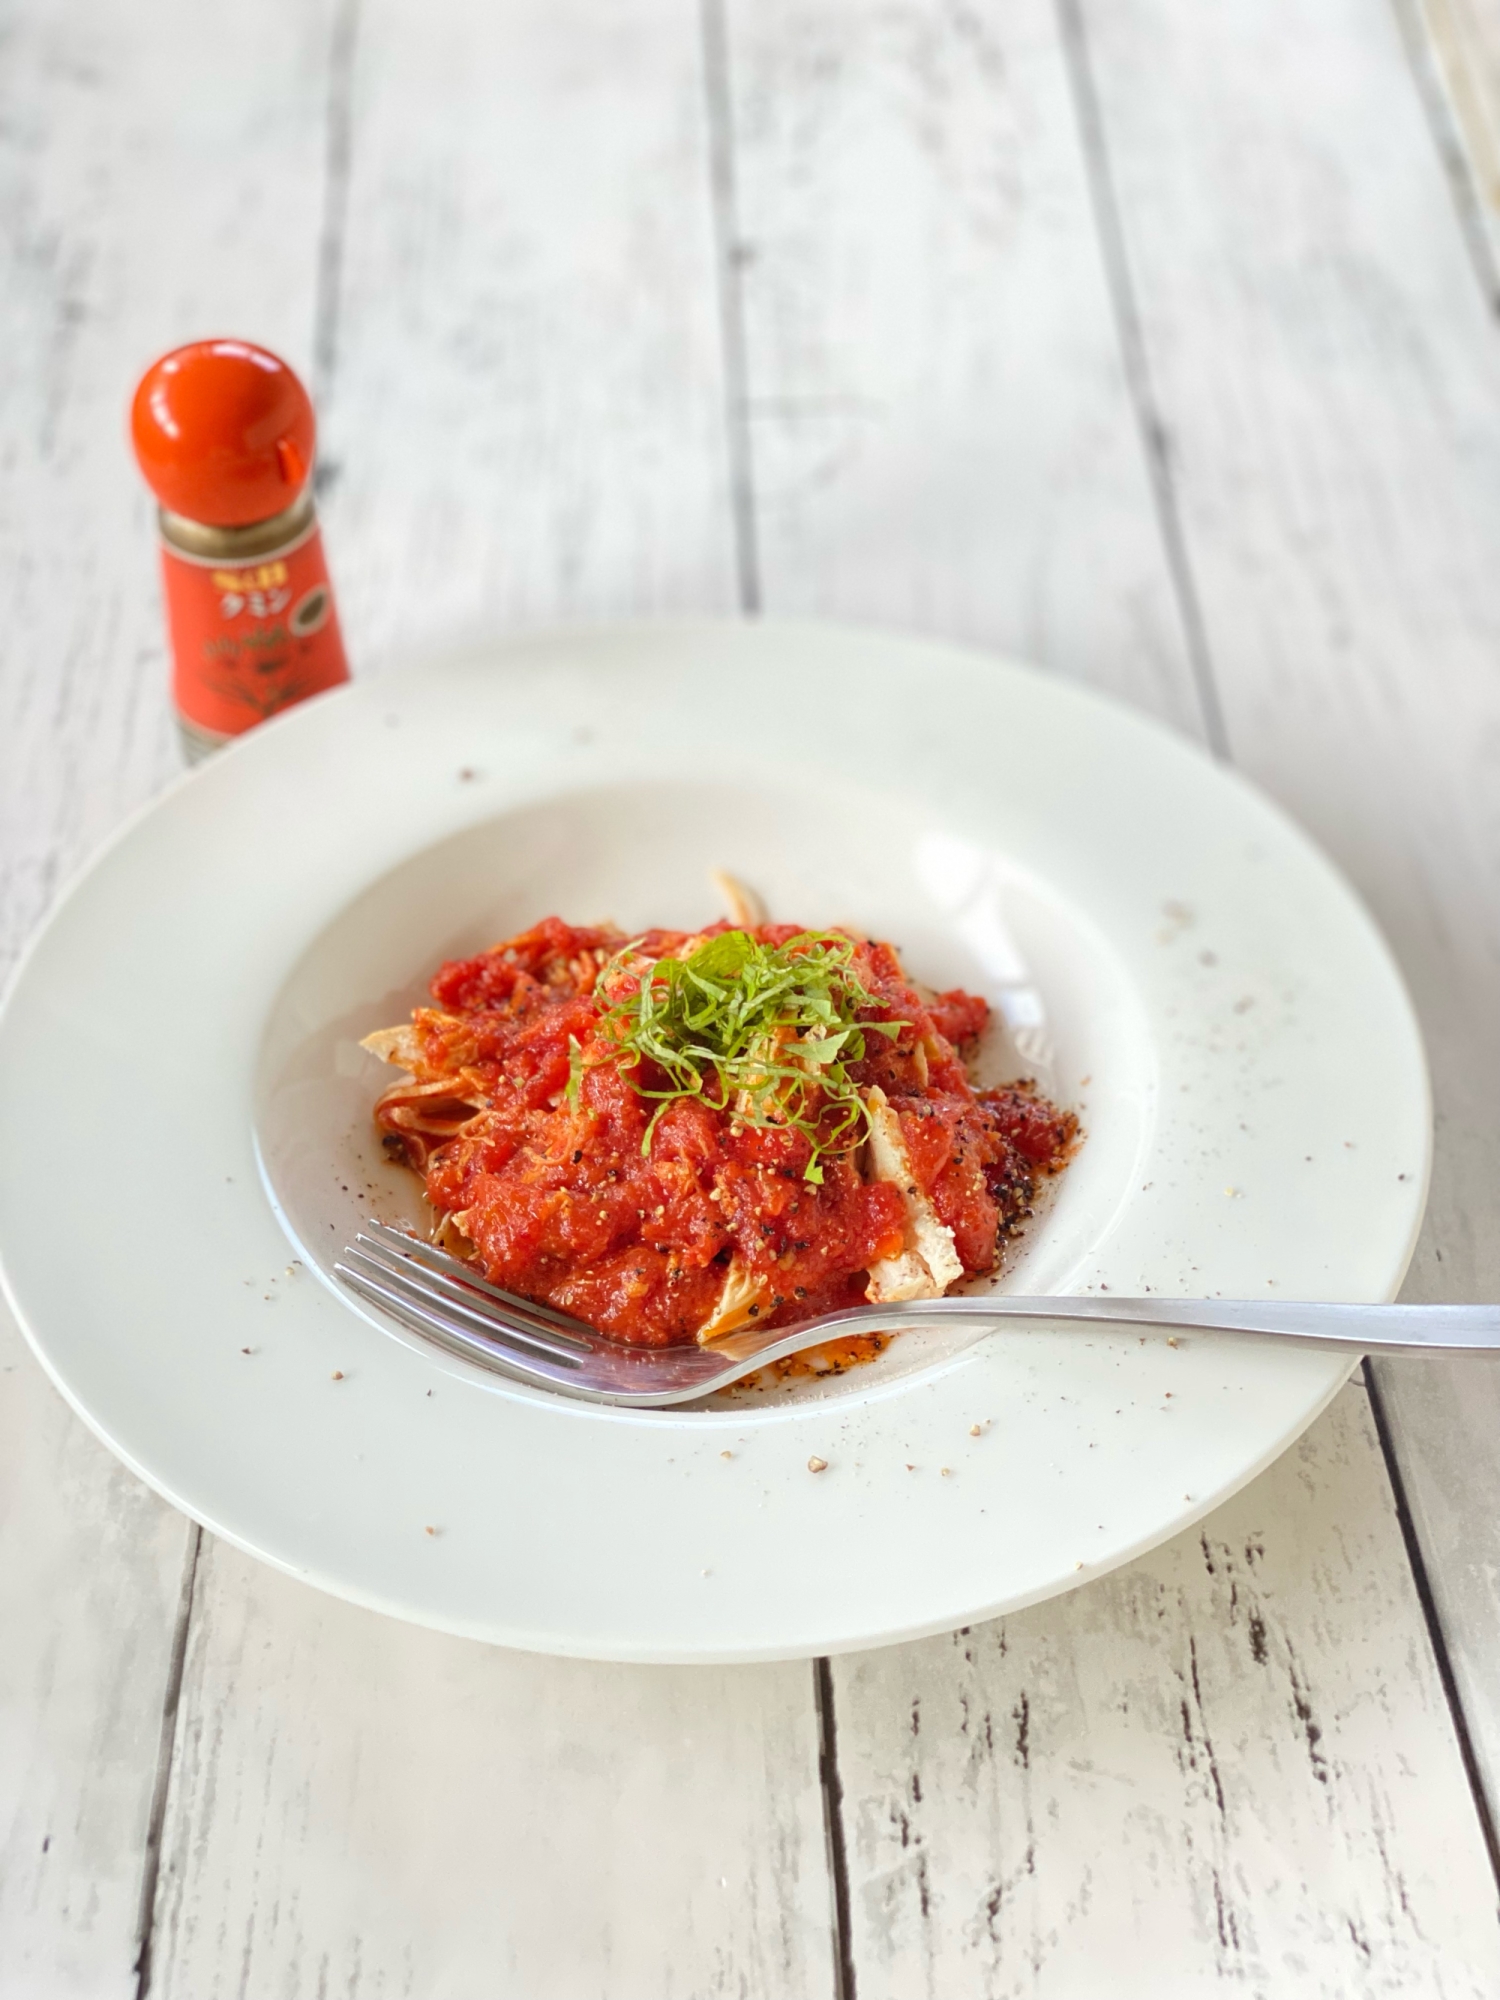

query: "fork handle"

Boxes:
[808, 1297, 1500, 1354]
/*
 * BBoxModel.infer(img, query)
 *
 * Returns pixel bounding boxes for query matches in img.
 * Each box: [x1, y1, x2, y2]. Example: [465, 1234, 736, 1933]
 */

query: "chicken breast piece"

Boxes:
[696, 1255, 771, 1344]
[710, 869, 768, 928]
[361, 1023, 424, 1069]
[864, 1246, 939, 1303]
[862, 1086, 964, 1302]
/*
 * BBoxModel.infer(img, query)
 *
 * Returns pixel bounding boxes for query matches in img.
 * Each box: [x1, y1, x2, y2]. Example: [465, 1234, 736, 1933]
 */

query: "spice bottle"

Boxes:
[130, 339, 350, 761]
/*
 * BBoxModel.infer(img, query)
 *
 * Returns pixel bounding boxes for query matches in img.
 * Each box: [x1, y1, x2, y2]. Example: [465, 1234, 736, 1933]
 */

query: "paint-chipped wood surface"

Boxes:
[1411, 0, 1500, 279]
[720, 0, 1208, 739]
[3, 0, 1500, 1993]
[830, 1385, 1500, 1997]
[321, 0, 738, 663]
[1070, 0, 1500, 1844]
[0, 1, 332, 1991]
[0, 1307, 190, 2000]
[148, 1540, 834, 2000]
[0, 0, 336, 971]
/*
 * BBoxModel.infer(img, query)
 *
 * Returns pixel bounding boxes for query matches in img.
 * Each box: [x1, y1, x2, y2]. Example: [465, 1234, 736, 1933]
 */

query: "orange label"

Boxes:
[161, 521, 350, 738]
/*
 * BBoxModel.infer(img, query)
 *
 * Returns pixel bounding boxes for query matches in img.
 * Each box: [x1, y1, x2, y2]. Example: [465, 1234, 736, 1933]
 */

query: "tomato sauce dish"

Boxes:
[363, 915, 1076, 1359]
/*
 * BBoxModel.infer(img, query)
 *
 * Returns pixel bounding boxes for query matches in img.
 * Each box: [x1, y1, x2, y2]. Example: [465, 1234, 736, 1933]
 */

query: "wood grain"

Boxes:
[5, 0, 1500, 1990]
[0, 0, 336, 974]
[149, 1540, 834, 2000]
[0, 1, 336, 1991]
[1408, 0, 1500, 284]
[718, 0, 1204, 734]
[319, 0, 737, 670]
[723, 0, 1500, 1985]
[0, 1308, 190, 2000]
[135, 4, 836, 1994]
[830, 1385, 1500, 1997]
[1074, 0, 1500, 1827]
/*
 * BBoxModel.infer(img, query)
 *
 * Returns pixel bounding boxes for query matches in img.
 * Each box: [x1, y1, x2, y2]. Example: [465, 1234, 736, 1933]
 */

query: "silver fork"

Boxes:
[333, 1220, 1500, 1408]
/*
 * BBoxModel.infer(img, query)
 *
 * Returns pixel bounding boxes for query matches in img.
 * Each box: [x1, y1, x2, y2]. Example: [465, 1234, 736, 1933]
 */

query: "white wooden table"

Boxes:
[4, 0, 1500, 1991]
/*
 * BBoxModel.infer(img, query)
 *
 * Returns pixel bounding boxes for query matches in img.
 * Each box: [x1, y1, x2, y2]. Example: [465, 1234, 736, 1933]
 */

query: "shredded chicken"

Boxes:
[360, 1023, 425, 1070]
[696, 1256, 772, 1344]
[710, 869, 768, 929]
[862, 1086, 964, 1302]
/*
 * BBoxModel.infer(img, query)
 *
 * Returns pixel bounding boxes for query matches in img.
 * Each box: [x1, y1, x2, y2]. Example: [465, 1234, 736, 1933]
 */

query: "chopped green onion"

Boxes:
[566, 930, 905, 1181]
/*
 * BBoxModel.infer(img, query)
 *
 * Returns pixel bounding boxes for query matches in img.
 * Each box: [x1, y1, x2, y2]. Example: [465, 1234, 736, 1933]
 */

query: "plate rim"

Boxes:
[0, 617, 1432, 1659]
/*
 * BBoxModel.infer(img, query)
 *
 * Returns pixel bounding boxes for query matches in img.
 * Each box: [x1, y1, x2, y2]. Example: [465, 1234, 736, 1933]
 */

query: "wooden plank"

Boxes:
[830, 1384, 1500, 1996]
[149, 1540, 833, 2000]
[0, 2, 337, 1992]
[7, 5, 1494, 1996]
[717, 0, 1205, 733]
[1407, 0, 1500, 282]
[319, 0, 738, 664]
[724, 0, 1500, 1984]
[1073, 0, 1500, 1827]
[0, 1306, 190, 2000]
[140, 4, 834, 1995]
[0, 0, 337, 972]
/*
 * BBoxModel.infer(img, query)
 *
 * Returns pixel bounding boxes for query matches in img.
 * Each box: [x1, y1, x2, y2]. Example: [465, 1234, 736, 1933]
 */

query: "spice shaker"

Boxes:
[131, 339, 350, 760]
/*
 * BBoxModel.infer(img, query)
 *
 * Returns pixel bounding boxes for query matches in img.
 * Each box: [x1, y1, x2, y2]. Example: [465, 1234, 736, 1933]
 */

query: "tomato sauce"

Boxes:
[373, 919, 1076, 1348]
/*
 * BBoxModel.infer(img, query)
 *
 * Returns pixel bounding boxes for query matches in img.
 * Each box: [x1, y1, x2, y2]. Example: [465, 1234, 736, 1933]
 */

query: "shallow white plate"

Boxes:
[0, 623, 1429, 1661]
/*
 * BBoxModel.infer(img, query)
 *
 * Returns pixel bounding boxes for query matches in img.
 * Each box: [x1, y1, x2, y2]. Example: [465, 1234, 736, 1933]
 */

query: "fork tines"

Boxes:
[335, 1221, 593, 1369]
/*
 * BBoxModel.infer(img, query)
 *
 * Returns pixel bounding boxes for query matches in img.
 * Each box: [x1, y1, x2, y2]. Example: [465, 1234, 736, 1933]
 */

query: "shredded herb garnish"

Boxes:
[565, 929, 905, 1182]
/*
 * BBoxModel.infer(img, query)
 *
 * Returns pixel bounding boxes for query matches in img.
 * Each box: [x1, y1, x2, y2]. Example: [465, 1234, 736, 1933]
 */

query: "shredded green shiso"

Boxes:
[565, 929, 904, 1182]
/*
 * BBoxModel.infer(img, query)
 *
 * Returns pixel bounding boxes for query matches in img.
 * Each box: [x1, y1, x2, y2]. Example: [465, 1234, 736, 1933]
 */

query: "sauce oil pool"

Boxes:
[130, 339, 350, 761]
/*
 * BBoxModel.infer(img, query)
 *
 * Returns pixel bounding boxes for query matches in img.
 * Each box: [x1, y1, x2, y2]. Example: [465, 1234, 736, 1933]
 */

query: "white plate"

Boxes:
[0, 623, 1429, 1661]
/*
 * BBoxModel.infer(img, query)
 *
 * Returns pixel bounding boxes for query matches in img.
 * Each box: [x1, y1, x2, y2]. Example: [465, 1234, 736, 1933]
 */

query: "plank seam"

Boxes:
[131, 1523, 203, 2000]
[1060, 0, 1500, 1934]
[699, 0, 763, 616]
[814, 1657, 858, 2000]
[1364, 1359, 1500, 1894]
[1053, 0, 1231, 761]
[313, 0, 362, 413]
[1388, 0, 1500, 317]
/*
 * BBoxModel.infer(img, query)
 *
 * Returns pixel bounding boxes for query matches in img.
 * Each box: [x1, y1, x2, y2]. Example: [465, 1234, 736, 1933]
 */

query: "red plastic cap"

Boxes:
[130, 340, 316, 526]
